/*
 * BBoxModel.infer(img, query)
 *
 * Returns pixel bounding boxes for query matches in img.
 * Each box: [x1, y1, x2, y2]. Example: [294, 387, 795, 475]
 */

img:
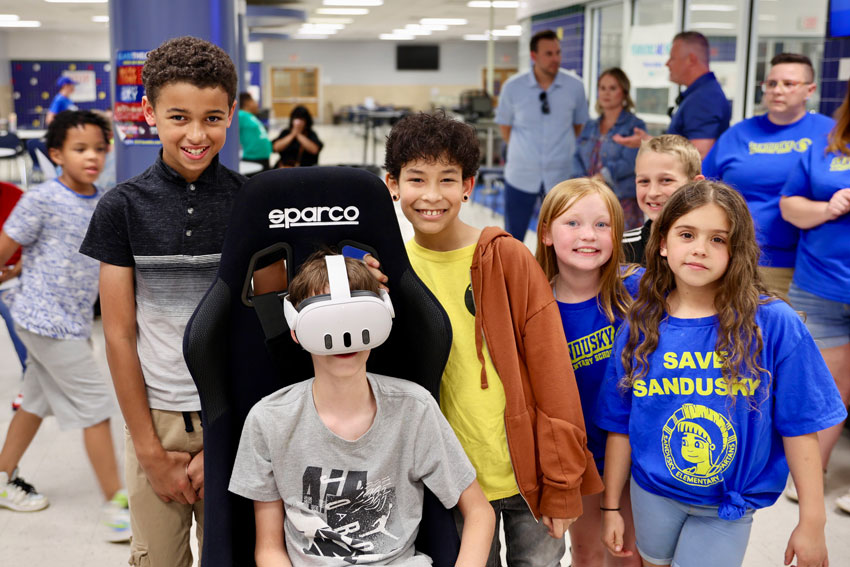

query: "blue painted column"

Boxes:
[109, 0, 242, 183]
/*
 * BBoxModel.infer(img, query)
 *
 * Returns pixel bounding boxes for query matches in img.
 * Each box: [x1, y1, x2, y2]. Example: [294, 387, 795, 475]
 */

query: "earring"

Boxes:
[392, 194, 400, 202]
[462, 194, 470, 202]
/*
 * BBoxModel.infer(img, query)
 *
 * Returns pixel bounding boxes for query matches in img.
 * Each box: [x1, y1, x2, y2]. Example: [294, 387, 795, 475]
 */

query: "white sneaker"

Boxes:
[0, 469, 49, 512]
[784, 475, 798, 502]
[102, 489, 131, 543]
[836, 489, 850, 514]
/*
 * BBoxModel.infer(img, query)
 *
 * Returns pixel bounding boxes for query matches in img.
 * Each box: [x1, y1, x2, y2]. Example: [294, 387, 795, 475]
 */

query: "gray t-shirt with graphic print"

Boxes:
[229, 373, 477, 567]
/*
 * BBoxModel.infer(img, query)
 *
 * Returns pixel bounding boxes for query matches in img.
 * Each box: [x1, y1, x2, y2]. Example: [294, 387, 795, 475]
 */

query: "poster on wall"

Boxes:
[64, 70, 97, 103]
[114, 50, 160, 146]
[624, 24, 674, 88]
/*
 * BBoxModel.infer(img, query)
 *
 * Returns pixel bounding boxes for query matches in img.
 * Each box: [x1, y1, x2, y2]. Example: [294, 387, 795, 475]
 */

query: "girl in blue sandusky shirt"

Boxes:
[596, 180, 845, 567]
[780, 78, 850, 515]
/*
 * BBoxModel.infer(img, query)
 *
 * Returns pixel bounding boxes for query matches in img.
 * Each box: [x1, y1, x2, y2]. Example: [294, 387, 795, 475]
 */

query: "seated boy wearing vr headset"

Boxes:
[229, 252, 494, 567]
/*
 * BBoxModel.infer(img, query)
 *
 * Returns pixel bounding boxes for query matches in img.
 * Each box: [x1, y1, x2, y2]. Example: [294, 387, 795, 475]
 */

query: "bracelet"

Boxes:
[600, 506, 621, 511]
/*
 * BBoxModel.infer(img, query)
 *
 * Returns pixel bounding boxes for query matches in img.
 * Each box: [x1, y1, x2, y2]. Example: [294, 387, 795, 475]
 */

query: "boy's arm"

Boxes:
[0, 231, 22, 282]
[455, 479, 495, 567]
[254, 499, 292, 567]
[600, 432, 634, 558]
[782, 433, 828, 567]
[99, 263, 197, 505]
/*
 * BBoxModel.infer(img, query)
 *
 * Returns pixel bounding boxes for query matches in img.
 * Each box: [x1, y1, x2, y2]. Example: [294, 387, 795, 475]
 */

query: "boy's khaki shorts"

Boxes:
[125, 409, 204, 567]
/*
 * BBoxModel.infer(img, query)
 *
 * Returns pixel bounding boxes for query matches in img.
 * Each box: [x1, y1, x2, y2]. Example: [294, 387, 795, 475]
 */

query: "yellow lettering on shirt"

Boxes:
[748, 138, 812, 155]
[660, 351, 726, 369]
[567, 325, 614, 371]
[633, 376, 760, 398]
[829, 156, 850, 172]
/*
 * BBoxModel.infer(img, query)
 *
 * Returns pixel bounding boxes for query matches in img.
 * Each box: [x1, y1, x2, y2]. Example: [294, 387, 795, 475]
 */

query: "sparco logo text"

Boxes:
[268, 206, 360, 229]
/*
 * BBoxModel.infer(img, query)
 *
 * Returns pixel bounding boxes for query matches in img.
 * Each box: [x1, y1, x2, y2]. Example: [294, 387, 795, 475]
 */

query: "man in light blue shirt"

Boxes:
[495, 29, 589, 242]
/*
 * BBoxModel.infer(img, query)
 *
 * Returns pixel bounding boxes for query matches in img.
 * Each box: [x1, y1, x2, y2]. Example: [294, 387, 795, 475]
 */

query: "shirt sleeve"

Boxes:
[412, 396, 477, 509]
[771, 303, 848, 437]
[494, 80, 515, 126]
[228, 405, 282, 502]
[780, 147, 813, 199]
[78, 189, 135, 267]
[3, 191, 45, 247]
[594, 329, 633, 434]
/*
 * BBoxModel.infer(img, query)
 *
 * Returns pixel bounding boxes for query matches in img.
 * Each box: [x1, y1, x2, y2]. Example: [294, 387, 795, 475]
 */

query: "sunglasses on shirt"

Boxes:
[539, 91, 550, 115]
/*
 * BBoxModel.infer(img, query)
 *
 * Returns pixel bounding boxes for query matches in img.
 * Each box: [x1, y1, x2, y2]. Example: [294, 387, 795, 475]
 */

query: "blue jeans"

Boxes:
[0, 289, 26, 370]
[630, 478, 753, 567]
[456, 493, 564, 567]
[504, 181, 545, 243]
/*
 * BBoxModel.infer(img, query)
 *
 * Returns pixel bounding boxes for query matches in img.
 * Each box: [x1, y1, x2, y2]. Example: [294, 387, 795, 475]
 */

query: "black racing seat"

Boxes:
[184, 166, 457, 567]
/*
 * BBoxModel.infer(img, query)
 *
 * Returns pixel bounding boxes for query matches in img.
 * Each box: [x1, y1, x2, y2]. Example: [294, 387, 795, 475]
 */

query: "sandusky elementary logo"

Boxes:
[269, 206, 361, 229]
[661, 403, 737, 487]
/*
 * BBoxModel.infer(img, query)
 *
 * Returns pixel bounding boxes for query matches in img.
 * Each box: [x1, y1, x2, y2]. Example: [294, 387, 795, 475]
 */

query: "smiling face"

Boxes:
[543, 192, 614, 278]
[764, 62, 815, 121]
[48, 123, 109, 195]
[387, 158, 473, 248]
[635, 151, 693, 221]
[681, 431, 714, 465]
[142, 82, 235, 183]
[597, 74, 625, 112]
[660, 203, 731, 294]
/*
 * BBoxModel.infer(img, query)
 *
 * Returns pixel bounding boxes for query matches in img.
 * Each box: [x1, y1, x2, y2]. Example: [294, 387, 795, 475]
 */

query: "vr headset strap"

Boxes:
[253, 293, 291, 366]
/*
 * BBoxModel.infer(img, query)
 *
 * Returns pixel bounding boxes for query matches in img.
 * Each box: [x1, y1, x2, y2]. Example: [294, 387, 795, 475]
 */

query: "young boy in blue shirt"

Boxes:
[376, 112, 601, 567]
[230, 252, 494, 567]
[0, 110, 130, 542]
[80, 37, 245, 567]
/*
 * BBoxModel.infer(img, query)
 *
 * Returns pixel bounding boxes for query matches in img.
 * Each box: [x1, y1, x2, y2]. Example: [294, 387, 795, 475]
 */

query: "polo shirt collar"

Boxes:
[681, 71, 716, 100]
[526, 67, 567, 90]
[154, 151, 222, 186]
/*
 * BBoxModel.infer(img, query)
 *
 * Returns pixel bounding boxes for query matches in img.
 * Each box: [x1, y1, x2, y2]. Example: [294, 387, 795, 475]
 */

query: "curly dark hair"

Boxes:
[384, 111, 480, 180]
[142, 36, 237, 107]
[46, 110, 110, 150]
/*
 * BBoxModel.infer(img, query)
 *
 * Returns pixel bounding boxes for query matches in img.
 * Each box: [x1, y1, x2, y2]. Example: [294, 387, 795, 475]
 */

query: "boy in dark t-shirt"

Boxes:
[623, 135, 703, 264]
[80, 37, 245, 567]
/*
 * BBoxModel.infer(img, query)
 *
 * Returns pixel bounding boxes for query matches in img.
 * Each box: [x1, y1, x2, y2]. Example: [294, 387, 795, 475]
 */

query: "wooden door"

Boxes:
[270, 66, 320, 122]
[483, 67, 517, 106]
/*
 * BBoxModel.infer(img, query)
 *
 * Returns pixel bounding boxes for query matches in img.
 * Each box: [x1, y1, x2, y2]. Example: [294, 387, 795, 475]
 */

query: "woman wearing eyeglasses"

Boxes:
[572, 68, 647, 230]
[702, 53, 834, 301]
[779, 77, 850, 515]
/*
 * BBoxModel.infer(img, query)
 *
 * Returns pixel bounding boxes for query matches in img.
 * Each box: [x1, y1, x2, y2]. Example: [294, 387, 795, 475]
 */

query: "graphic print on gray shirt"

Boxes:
[229, 374, 477, 567]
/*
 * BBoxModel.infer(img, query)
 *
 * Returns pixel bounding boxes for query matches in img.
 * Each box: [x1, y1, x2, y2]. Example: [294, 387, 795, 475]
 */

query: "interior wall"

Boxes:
[261, 39, 519, 118]
[3, 29, 110, 60]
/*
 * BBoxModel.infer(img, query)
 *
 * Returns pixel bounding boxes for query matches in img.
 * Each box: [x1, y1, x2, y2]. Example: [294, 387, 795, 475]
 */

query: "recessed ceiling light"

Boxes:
[0, 14, 20, 21]
[394, 28, 431, 35]
[92, 15, 109, 23]
[309, 17, 353, 24]
[490, 28, 520, 36]
[408, 24, 448, 31]
[323, 0, 382, 6]
[316, 8, 369, 15]
[467, 1, 519, 7]
[0, 20, 41, 27]
[421, 18, 468, 26]
[379, 33, 414, 40]
[463, 34, 494, 41]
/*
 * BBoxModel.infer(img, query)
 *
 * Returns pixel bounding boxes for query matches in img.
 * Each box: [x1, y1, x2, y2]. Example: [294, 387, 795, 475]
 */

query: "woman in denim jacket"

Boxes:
[573, 68, 646, 230]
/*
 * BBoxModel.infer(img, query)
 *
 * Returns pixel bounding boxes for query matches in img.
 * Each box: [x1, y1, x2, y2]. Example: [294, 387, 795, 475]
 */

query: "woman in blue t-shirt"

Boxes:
[535, 178, 642, 567]
[702, 53, 834, 301]
[597, 180, 845, 567]
[780, 78, 850, 515]
[572, 68, 647, 231]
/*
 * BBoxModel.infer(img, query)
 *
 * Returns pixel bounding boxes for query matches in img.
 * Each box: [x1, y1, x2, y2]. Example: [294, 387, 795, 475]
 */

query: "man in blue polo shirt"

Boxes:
[495, 29, 589, 242]
[615, 31, 731, 159]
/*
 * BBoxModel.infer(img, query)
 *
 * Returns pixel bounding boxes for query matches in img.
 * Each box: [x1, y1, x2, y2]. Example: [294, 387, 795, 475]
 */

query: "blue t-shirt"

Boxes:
[557, 269, 643, 474]
[781, 136, 850, 303]
[703, 113, 835, 268]
[48, 93, 77, 115]
[3, 179, 101, 339]
[595, 300, 846, 519]
[668, 72, 730, 141]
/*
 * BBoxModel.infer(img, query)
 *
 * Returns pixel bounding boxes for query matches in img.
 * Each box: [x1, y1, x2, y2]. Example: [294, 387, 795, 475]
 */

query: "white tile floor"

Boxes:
[0, 124, 848, 566]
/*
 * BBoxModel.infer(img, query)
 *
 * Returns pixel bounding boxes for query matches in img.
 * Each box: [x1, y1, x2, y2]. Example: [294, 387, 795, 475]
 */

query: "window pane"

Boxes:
[599, 4, 624, 72]
[688, 0, 741, 116]
[633, 0, 674, 26]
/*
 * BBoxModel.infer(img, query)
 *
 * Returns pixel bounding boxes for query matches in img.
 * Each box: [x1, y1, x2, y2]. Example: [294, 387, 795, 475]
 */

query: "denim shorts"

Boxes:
[788, 282, 850, 349]
[630, 478, 753, 567]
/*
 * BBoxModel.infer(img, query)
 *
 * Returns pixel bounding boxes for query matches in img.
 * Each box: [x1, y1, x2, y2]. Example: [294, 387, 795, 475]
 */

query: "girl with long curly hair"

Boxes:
[595, 180, 845, 567]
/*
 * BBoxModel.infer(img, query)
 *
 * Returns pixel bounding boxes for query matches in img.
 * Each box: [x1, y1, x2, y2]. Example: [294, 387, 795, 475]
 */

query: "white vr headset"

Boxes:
[283, 255, 395, 355]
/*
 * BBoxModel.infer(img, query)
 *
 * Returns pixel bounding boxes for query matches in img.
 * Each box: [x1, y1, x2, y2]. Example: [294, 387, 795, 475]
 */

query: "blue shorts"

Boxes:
[630, 478, 753, 567]
[788, 283, 850, 349]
